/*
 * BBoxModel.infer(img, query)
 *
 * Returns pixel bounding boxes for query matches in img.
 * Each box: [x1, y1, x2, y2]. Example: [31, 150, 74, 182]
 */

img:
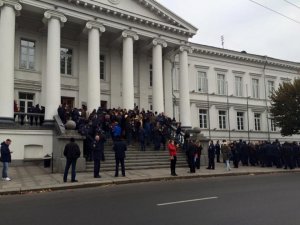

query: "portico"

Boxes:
[0, 0, 197, 127]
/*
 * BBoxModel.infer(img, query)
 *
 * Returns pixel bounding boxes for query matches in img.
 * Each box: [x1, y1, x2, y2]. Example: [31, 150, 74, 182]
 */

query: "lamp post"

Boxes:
[207, 90, 211, 140]
[246, 84, 250, 142]
[226, 81, 231, 141]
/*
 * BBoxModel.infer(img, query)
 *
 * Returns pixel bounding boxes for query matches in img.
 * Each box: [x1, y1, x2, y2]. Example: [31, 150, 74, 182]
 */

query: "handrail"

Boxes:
[166, 123, 185, 147]
[53, 115, 65, 135]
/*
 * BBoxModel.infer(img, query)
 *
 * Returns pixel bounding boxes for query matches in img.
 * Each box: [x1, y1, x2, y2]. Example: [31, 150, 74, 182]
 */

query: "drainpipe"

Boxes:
[263, 56, 270, 141]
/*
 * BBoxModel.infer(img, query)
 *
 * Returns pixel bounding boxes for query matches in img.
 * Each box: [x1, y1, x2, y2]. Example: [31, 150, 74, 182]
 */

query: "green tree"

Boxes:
[270, 79, 300, 136]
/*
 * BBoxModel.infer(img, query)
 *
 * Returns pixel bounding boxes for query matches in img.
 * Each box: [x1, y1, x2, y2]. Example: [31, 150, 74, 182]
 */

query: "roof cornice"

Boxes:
[54, 0, 196, 38]
[190, 43, 300, 72]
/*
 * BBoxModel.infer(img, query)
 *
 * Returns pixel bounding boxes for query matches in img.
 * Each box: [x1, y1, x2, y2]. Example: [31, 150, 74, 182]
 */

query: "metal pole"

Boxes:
[246, 84, 250, 142]
[262, 56, 270, 141]
[207, 91, 211, 140]
[171, 61, 176, 119]
[226, 81, 231, 141]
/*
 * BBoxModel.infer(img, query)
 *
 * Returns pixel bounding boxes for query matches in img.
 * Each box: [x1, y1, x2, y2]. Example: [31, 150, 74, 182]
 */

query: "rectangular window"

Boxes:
[173, 68, 179, 91]
[197, 71, 208, 93]
[199, 109, 208, 128]
[252, 78, 259, 98]
[270, 119, 276, 132]
[235, 76, 243, 97]
[219, 110, 227, 129]
[254, 113, 261, 131]
[18, 92, 34, 113]
[100, 55, 105, 80]
[20, 39, 35, 70]
[60, 47, 73, 75]
[267, 80, 274, 98]
[237, 112, 244, 130]
[149, 64, 153, 87]
[217, 74, 225, 95]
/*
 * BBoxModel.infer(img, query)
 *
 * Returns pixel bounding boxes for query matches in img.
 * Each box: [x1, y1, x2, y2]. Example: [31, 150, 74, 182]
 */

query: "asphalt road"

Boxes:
[1, 173, 300, 225]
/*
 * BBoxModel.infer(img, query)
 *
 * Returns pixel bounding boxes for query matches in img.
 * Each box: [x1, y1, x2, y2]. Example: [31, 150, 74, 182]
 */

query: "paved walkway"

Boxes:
[0, 163, 299, 195]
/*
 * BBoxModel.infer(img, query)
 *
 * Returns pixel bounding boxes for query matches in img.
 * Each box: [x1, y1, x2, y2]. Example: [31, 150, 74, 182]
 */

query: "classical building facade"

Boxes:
[0, 0, 300, 161]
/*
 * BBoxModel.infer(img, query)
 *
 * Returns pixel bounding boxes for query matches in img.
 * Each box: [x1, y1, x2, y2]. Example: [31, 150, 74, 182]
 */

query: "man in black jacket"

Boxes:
[63, 138, 81, 182]
[1, 139, 12, 181]
[113, 136, 127, 177]
[93, 134, 106, 178]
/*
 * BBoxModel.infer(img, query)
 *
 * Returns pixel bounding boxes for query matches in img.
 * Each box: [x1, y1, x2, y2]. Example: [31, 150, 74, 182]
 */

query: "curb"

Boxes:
[1, 169, 299, 196]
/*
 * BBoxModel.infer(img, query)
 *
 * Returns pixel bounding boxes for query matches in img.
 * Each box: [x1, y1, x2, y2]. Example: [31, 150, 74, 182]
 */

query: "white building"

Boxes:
[0, 0, 300, 161]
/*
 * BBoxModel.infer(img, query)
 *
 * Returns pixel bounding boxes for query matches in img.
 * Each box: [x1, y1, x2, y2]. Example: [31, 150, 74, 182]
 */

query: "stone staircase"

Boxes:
[86, 141, 188, 172]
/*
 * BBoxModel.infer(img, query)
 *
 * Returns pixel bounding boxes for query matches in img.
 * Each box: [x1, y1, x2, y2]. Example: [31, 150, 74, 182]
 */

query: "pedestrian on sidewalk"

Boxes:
[113, 136, 127, 177]
[93, 134, 106, 178]
[168, 139, 178, 176]
[1, 139, 12, 181]
[63, 138, 81, 182]
[207, 140, 215, 170]
[195, 141, 203, 169]
[215, 140, 221, 163]
[221, 140, 231, 171]
[187, 140, 196, 173]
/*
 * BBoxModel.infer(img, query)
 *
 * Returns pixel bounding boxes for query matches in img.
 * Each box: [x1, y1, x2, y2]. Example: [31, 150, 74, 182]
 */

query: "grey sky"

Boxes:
[157, 0, 300, 63]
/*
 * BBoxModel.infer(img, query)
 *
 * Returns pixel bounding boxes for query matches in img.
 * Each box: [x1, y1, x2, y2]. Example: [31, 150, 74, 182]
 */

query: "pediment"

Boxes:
[84, 0, 198, 37]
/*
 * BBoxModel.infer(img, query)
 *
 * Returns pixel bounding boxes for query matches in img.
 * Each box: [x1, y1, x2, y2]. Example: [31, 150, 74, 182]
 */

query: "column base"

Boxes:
[43, 120, 55, 127]
[0, 117, 14, 124]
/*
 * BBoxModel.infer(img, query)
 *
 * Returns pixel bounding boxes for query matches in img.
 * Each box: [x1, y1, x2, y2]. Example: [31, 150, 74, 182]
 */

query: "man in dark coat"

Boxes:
[113, 136, 127, 177]
[93, 134, 106, 178]
[187, 140, 196, 173]
[1, 139, 12, 181]
[63, 138, 81, 182]
[215, 140, 221, 163]
[207, 140, 215, 170]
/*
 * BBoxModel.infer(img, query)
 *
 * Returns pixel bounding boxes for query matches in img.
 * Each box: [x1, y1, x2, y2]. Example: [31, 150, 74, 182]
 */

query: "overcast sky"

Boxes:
[156, 0, 300, 63]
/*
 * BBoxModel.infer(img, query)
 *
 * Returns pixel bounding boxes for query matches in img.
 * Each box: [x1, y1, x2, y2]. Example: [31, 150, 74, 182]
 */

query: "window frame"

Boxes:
[218, 110, 227, 129]
[197, 71, 208, 93]
[252, 78, 260, 99]
[237, 112, 244, 131]
[217, 73, 226, 95]
[19, 39, 36, 70]
[235, 76, 243, 97]
[100, 54, 105, 80]
[199, 109, 208, 129]
[60, 47, 73, 76]
[254, 113, 261, 131]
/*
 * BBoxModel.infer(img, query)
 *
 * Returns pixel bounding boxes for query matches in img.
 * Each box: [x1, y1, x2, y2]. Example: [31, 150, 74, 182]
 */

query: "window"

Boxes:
[219, 110, 227, 129]
[197, 71, 208, 93]
[19, 92, 34, 113]
[100, 55, 105, 80]
[267, 80, 274, 98]
[237, 112, 244, 130]
[20, 39, 35, 70]
[235, 77, 243, 97]
[270, 119, 276, 132]
[217, 74, 226, 95]
[254, 113, 261, 131]
[252, 78, 259, 98]
[199, 109, 208, 128]
[149, 64, 153, 87]
[60, 47, 72, 75]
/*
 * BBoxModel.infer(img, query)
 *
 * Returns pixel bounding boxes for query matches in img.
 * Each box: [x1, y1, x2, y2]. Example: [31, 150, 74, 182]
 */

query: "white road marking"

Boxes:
[157, 196, 218, 206]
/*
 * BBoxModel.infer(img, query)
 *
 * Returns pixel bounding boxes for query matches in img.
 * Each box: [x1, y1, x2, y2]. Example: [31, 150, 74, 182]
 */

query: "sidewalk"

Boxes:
[1, 163, 299, 195]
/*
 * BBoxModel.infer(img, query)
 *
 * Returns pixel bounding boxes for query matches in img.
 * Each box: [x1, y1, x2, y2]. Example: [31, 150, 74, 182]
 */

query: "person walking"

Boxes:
[63, 138, 81, 182]
[1, 139, 12, 181]
[168, 139, 178, 176]
[113, 136, 127, 177]
[93, 134, 106, 178]
[221, 140, 231, 171]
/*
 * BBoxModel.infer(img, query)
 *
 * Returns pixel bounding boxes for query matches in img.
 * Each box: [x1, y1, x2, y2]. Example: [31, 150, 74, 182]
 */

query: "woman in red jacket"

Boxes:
[168, 139, 178, 176]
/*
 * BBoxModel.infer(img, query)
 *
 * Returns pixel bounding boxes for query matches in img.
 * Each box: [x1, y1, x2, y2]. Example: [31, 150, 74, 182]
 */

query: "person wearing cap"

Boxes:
[63, 138, 81, 182]
[1, 139, 12, 181]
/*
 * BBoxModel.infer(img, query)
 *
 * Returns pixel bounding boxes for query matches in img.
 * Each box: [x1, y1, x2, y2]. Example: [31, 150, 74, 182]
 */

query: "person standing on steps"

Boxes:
[113, 136, 127, 177]
[63, 138, 81, 182]
[93, 134, 106, 178]
[168, 139, 178, 176]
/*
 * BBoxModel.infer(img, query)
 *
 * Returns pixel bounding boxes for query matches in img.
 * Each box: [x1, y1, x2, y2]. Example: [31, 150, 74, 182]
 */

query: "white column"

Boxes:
[122, 30, 139, 110]
[163, 58, 173, 118]
[0, 1, 22, 123]
[43, 10, 67, 122]
[85, 21, 105, 113]
[152, 38, 167, 114]
[179, 46, 193, 127]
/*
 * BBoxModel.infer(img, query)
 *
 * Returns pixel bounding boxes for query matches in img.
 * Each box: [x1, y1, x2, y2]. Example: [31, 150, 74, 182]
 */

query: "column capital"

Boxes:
[179, 45, 193, 54]
[122, 30, 139, 41]
[85, 21, 106, 33]
[152, 38, 167, 48]
[43, 10, 67, 26]
[0, 0, 22, 15]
